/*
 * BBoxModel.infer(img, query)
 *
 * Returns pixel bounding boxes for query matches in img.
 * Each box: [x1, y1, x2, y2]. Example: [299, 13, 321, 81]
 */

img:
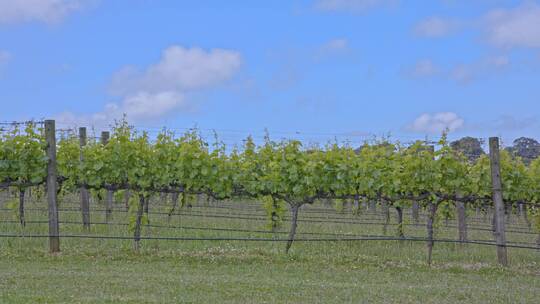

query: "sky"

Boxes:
[1, 0, 540, 147]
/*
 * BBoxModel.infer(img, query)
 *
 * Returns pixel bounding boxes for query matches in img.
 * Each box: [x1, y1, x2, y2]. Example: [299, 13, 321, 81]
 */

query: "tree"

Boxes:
[450, 137, 484, 163]
[505, 137, 540, 165]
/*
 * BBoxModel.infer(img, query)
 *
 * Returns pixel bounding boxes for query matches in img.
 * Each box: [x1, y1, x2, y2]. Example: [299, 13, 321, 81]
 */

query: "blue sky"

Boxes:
[1, 0, 539, 146]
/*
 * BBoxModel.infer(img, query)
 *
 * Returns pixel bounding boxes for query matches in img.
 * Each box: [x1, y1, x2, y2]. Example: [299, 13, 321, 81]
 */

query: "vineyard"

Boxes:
[1, 119, 540, 302]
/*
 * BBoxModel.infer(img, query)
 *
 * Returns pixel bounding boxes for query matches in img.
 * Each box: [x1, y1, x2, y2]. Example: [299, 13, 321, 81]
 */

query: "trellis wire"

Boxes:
[0, 233, 537, 250]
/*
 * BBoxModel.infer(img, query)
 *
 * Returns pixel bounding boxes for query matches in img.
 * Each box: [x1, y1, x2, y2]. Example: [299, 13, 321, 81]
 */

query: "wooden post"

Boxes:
[100, 131, 110, 145]
[101, 131, 113, 223]
[491, 212, 497, 236]
[79, 127, 90, 230]
[18, 188, 25, 227]
[489, 137, 508, 266]
[45, 120, 60, 253]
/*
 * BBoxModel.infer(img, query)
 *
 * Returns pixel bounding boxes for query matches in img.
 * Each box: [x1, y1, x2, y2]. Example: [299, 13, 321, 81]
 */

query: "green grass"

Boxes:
[1, 198, 539, 303]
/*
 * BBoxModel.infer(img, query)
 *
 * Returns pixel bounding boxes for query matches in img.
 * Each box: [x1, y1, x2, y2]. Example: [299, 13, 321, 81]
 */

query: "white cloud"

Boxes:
[408, 112, 465, 134]
[416, 3, 540, 50]
[56, 91, 186, 128]
[58, 45, 242, 126]
[314, 0, 397, 12]
[110, 46, 242, 95]
[483, 2, 540, 49]
[111, 91, 186, 121]
[0, 0, 92, 24]
[414, 17, 461, 38]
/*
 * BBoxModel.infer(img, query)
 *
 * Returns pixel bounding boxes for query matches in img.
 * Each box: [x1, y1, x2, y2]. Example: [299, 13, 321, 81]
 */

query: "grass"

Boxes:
[0, 196, 539, 303]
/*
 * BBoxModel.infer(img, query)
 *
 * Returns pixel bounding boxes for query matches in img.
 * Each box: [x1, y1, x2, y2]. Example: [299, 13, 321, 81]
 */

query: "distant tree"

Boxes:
[354, 141, 394, 154]
[450, 137, 485, 162]
[505, 137, 540, 165]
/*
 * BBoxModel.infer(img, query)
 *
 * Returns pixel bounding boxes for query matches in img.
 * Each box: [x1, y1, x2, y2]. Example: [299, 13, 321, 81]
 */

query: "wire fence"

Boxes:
[1, 219, 537, 247]
[1, 195, 538, 234]
[2, 206, 536, 235]
[0, 233, 537, 250]
[1, 198, 538, 254]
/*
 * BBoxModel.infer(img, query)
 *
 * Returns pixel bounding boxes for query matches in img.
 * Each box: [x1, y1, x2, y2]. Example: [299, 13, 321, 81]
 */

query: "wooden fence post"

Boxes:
[489, 137, 508, 266]
[18, 188, 26, 227]
[79, 127, 90, 229]
[45, 120, 60, 253]
[101, 131, 113, 223]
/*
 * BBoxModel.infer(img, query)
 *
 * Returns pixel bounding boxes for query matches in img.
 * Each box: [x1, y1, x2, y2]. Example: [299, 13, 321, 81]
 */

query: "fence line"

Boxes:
[2, 219, 537, 247]
[0, 233, 538, 250]
[1, 208, 536, 235]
